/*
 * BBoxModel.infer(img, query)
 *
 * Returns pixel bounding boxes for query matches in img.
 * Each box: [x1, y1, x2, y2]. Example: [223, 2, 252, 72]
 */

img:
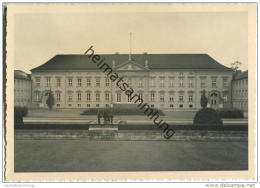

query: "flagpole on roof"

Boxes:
[129, 32, 132, 61]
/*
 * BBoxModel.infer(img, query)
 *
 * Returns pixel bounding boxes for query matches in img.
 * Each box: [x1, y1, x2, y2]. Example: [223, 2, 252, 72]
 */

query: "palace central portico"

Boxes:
[30, 53, 232, 110]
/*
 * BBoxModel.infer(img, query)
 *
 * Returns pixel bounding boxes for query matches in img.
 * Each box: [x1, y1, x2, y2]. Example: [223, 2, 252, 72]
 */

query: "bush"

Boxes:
[14, 106, 28, 124]
[193, 107, 223, 126]
[216, 108, 244, 118]
[81, 107, 165, 116]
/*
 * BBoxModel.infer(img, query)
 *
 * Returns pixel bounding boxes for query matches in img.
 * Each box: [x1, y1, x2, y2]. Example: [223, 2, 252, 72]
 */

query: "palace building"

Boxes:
[30, 53, 233, 110]
[14, 70, 32, 107]
[231, 70, 248, 112]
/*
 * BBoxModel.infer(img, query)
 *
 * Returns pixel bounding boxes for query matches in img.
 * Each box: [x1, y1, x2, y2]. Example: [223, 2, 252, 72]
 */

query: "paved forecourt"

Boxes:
[14, 139, 248, 172]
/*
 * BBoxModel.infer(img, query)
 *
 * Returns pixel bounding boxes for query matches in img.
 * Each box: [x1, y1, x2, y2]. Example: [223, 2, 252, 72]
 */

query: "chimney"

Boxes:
[113, 52, 119, 68]
[144, 52, 148, 68]
[112, 60, 116, 68]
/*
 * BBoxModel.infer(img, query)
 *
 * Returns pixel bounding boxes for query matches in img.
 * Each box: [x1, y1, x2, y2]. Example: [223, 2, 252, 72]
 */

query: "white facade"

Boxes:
[31, 68, 232, 110]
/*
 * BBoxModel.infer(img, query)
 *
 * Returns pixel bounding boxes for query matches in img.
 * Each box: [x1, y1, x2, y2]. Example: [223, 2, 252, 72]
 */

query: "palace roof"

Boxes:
[31, 54, 232, 72]
[233, 70, 248, 80]
[14, 70, 31, 80]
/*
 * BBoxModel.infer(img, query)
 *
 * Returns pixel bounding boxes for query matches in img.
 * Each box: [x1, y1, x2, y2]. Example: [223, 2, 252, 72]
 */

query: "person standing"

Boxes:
[97, 110, 101, 125]
[110, 110, 114, 125]
[104, 111, 109, 124]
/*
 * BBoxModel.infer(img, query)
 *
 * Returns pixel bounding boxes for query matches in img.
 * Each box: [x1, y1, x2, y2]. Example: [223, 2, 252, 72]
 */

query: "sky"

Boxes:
[14, 9, 248, 73]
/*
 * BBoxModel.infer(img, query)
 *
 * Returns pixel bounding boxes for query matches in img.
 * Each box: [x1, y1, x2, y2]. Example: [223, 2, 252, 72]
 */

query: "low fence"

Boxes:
[15, 123, 248, 131]
[14, 129, 248, 142]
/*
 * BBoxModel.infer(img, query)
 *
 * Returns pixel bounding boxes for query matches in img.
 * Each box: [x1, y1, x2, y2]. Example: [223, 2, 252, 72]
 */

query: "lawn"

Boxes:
[14, 140, 248, 172]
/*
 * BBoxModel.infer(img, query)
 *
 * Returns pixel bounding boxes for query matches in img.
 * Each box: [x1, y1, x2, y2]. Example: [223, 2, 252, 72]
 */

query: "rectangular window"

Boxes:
[78, 104, 81, 108]
[77, 78, 82, 87]
[160, 78, 164, 87]
[189, 95, 193, 102]
[78, 93, 81, 101]
[46, 77, 51, 87]
[105, 93, 110, 101]
[169, 78, 174, 87]
[212, 77, 217, 88]
[138, 79, 143, 87]
[96, 78, 100, 87]
[201, 79, 206, 88]
[179, 78, 184, 87]
[170, 104, 174, 108]
[86, 93, 91, 101]
[150, 78, 155, 87]
[223, 94, 228, 103]
[36, 92, 40, 101]
[96, 93, 100, 101]
[56, 78, 61, 87]
[150, 93, 155, 102]
[86, 78, 91, 87]
[189, 79, 193, 88]
[160, 95, 164, 102]
[117, 93, 121, 102]
[87, 104, 90, 108]
[169, 96, 174, 102]
[179, 95, 184, 102]
[128, 78, 132, 87]
[36, 77, 40, 87]
[106, 104, 110, 108]
[56, 93, 60, 102]
[96, 104, 100, 108]
[68, 78, 72, 87]
[223, 78, 228, 88]
[68, 96, 72, 102]
[56, 104, 60, 108]
[139, 93, 143, 101]
[106, 78, 110, 87]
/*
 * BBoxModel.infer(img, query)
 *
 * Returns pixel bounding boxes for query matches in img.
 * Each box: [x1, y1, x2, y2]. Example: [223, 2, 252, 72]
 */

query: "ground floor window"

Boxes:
[160, 95, 164, 102]
[170, 104, 174, 108]
[78, 104, 81, 108]
[68, 104, 72, 107]
[96, 104, 99, 108]
[117, 93, 121, 102]
[179, 104, 183, 108]
[105, 93, 110, 101]
[223, 95, 228, 103]
[87, 104, 90, 108]
[151, 104, 154, 108]
[106, 104, 110, 108]
[56, 104, 60, 107]
[189, 104, 193, 108]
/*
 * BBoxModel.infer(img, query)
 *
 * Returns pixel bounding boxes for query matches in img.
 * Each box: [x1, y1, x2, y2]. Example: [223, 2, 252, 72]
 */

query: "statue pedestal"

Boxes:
[88, 125, 118, 140]
[88, 124, 118, 131]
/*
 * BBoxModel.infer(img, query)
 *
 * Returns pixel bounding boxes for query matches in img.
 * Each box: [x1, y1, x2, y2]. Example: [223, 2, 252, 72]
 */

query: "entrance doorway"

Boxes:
[210, 92, 219, 109]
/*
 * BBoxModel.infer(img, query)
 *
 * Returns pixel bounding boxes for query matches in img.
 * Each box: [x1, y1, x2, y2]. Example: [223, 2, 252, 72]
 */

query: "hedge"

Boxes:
[216, 108, 244, 118]
[193, 107, 223, 126]
[14, 106, 28, 124]
[81, 107, 165, 116]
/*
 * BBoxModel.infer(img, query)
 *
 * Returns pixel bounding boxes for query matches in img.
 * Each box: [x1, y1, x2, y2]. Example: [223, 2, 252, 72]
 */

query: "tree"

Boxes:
[46, 91, 54, 110]
[231, 61, 242, 72]
[200, 89, 208, 108]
